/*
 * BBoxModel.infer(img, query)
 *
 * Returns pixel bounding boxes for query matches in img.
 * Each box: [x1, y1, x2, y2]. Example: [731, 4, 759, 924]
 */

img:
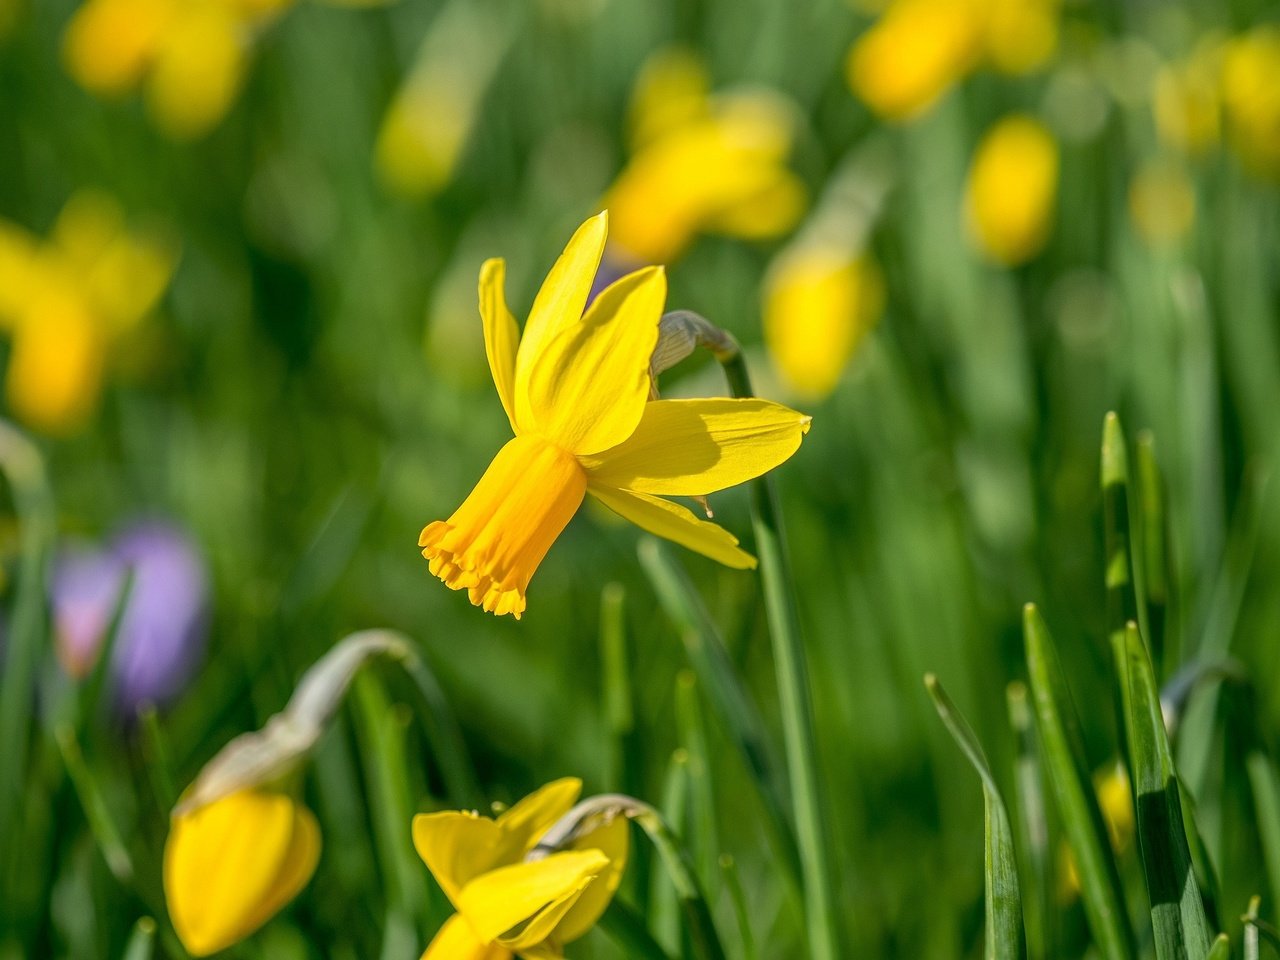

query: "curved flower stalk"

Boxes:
[847, 0, 1061, 122]
[419, 211, 811, 618]
[61, 0, 389, 140]
[0, 191, 176, 434]
[415, 785, 723, 960]
[165, 630, 468, 955]
[964, 114, 1060, 266]
[601, 49, 806, 265]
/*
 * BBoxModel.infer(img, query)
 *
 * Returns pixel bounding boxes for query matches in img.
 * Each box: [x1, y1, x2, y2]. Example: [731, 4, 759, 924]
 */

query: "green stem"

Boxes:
[720, 349, 839, 960]
[123, 918, 157, 960]
[54, 724, 134, 883]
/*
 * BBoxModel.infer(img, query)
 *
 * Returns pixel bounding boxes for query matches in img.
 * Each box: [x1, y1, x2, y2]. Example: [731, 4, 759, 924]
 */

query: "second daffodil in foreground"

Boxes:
[420, 211, 811, 618]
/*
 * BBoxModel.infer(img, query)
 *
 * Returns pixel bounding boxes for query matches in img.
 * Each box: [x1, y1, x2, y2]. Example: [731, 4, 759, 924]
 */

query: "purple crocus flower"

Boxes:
[52, 520, 209, 713]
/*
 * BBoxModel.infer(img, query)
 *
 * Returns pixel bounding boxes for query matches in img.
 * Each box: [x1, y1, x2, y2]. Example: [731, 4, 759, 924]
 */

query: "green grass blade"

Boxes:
[1023, 603, 1135, 960]
[925, 674, 1025, 959]
[677, 669, 720, 896]
[1206, 933, 1230, 960]
[1119, 622, 1213, 959]
[1008, 681, 1051, 960]
[1245, 751, 1280, 909]
[122, 918, 156, 960]
[54, 724, 134, 884]
[599, 901, 674, 960]
[637, 538, 801, 890]
[1135, 430, 1171, 669]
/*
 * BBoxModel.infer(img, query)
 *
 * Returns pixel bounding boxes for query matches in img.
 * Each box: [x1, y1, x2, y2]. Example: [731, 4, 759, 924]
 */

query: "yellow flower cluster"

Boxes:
[602, 49, 806, 264]
[0, 192, 176, 434]
[848, 0, 1061, 122]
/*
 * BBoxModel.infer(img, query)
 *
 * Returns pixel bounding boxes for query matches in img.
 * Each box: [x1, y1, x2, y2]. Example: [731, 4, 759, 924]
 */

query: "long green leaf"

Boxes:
[1023, 604, 1135, 960]
[925, 674, 1025, 959]
[1008, 681, 1050, 960]
[1119, 622, 1213, 959]
[1206, 933, 1230, 960]
[1245, 751, 1280, 908]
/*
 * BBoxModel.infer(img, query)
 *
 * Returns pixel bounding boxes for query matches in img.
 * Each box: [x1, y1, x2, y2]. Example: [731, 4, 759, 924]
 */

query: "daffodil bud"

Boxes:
[164, 631, 419, 955]
[165, 788, 321, 957]
[965, 114, 1059, 266]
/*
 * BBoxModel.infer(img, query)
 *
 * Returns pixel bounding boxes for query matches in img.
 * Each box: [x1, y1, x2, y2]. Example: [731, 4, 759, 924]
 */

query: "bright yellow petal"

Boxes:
[523, 266, 665, 455]
[581, 398, 810, 496]
[587, 485, 756, 569]
[479, 258, 520, 432]
[553, 816, 629, 944]
[514, 212, 608, 401]
[496, 778, 582, 853]
[421, 914, 511, 960]
[164, 790, 319, 957]
[412, 811, 510, 908]
[456, 851, 609, 947]
[7, 291, 105, 436]
[144, 4, 246, 140]
[61, 0, 174, 97]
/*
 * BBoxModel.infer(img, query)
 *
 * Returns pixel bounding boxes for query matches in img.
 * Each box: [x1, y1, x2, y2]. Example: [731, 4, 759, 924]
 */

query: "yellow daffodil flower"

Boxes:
[964, 114, 1059, 266]
[1128, 157, 1196, 247]
[1153, 40, 1223, 157]
[0, 191, 175, 434]
[164, 788, 321, 956]
[847, 0, 1059, 121]
[602, 50, 806, 264]
[415, 778, 628, 960]
[1220, 26, 1280, 179]
[763, 244, 883, 400]
[1060, 764, 1134, 899]
[420, 212, 811, 618]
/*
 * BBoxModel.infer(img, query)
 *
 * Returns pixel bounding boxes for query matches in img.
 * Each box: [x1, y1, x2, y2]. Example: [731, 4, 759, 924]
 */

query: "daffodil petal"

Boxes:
[164, 790, 317, 957]
[581, 398, 810, 496]
[479, 258, 521, 432]
[517, 942, 566, 960]
[421, 914, 512, 960]
[514, 212, 608, 398]
[587, 485, 756, 569]
[554, 816, 630, 944]
[523, 266, 665, 455]
[496, 777, 582, 852]
[456, 850, 609, 945]
[413, 811, 509, 908]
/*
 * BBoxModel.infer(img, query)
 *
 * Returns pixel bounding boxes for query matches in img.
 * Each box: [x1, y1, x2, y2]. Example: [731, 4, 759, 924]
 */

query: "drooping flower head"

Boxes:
[419, 211, 811, 618]
[414, 778, 628, 959]
[52, 519, 209, 712]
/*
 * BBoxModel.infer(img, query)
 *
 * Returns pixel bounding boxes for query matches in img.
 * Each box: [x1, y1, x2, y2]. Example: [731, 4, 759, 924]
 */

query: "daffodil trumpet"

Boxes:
[415, 782, 725, 960]
[420, 211, 812, 618]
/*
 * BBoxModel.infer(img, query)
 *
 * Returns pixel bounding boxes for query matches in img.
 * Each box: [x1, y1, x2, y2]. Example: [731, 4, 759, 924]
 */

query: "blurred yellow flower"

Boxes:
[375, 0, 513, 198]
[1153, 40, 1222, 157]
[763, 244, 883, 400]
[420, 212, 810, 617]
[1060, 764, 1134, 898]
[965, 114, 1059, 266]
[1128, 157, 1196, 247]
[848, 0, 1059, 121]
[164, 788, 321, 957]
[0, 191, 176, 435]
[415, 778, 627, 959]
[602, 50, 805, 264]
[1220, 26, 1280, 178]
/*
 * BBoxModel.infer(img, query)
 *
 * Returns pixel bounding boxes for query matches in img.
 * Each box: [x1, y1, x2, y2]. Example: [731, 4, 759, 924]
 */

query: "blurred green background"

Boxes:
[2, 0, 1280, 956]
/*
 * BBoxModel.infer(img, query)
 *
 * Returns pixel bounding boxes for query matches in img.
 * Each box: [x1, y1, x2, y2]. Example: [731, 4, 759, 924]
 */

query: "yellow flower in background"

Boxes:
[375, 0, 515, 198]
[420, 212, 811, 618]
[0, 191, 176, 435]
[763, 245, 884, 401]
[165, 788, 321, 956]
[1220, 26, 1280, 178]
[1060, 764, 1134, 899]
[1153, 40, 1223, 157]
[847, 0, 982, 121]
[415, 778, 627, 959]
[965, 114, 1059, 266]
[602, 49, 806, 264]
[1128, 157, 1196, 247]
[848, 0, 1059, 121]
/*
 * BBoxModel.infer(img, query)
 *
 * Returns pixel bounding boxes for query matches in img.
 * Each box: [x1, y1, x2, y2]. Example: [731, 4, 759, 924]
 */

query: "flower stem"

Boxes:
[719, 349, 839, 960]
